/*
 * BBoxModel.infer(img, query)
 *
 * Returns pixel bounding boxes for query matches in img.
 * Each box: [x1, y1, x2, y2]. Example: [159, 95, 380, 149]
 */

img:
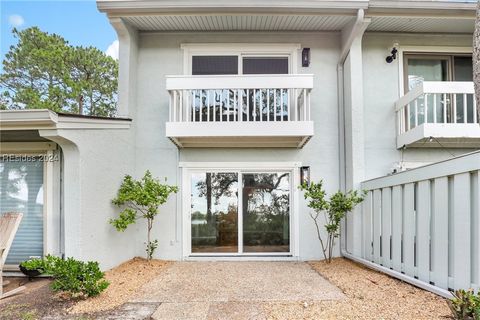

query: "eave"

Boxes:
[97, 0, 369, 15]
[0, 110, 132, 131]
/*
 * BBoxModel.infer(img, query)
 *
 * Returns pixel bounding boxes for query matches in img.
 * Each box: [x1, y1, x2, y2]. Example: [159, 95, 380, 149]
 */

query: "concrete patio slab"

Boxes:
[151, 302, 210, 320]
[133, 262, 344, 304]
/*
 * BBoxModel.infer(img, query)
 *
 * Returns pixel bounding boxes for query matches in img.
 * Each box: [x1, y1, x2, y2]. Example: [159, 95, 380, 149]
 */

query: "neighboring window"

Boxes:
[192, 56, 238, 75]
[242, 57, 289, 74]
[404, 53, 472, 92]
[403, 53, 474, 126]
[0, 158, 44, 265]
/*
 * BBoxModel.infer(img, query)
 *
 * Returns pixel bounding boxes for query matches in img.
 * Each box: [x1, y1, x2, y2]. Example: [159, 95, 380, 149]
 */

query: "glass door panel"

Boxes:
[191, 172, 238, 253]
[406, 57, 449, 127]
[242, 172, 290, 253]
[454, 56, 474, 123]
[0, 159, 44, 264]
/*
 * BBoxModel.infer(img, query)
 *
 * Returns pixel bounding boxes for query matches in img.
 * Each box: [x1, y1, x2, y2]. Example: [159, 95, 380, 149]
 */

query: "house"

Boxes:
[0, 0, 478, 294]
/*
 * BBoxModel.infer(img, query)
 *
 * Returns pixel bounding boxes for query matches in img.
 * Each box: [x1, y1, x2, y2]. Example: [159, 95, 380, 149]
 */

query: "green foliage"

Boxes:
[449, 289, 480, 320]
[146, 239, 159, 259]
[110, 170, 178, 260]
[20, 258, 46, 272]
[20, 255, 109, 298]
[300, 181, 365, 263]
[0, 27, 118, 116]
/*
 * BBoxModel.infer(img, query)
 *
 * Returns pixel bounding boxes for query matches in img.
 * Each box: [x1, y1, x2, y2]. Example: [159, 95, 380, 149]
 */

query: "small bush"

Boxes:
[21, 255, 109, 298]
[449, 289, 480, 320]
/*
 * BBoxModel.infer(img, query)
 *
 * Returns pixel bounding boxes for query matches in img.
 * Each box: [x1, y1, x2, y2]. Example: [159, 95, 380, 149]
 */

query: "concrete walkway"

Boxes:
[131, 261, 345, 320]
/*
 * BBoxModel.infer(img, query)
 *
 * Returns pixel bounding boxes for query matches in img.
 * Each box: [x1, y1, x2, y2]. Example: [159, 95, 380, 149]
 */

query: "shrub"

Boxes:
[299, 180, 365, 263]
[449, 289, 480, 320]
[110, 170, 178, 260]
[21, 255, 109, 298]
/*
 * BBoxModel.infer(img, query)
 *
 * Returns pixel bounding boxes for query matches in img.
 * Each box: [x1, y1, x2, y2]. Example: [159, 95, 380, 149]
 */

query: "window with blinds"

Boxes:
[0, 159, 44, 265]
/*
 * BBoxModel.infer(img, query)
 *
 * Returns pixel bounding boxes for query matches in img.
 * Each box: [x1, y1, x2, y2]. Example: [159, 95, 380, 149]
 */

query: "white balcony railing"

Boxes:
[395, 81, 480, 148]
[165, 74, 314, 148]
[395, 81, 478, 133]
[167, 74, 312, 123]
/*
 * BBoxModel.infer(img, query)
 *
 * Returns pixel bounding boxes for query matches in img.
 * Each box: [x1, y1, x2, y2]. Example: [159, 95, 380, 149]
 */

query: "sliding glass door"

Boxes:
[190, 170, 291, 255]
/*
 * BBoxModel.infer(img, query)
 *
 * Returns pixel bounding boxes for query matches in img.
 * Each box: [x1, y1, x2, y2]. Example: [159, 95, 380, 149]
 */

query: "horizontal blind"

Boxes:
[0, 159, 44, 265]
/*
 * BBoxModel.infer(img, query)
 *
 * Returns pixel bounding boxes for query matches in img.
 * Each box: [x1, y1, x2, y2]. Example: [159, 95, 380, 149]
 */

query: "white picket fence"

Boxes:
[344, 150, 480, 298]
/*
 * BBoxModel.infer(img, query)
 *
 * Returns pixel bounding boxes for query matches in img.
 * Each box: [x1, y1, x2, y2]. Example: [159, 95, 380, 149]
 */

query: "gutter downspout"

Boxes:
[337, 9, 370, 254]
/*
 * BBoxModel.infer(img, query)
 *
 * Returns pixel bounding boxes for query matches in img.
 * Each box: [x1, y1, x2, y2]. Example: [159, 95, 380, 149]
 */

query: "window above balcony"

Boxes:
[395, 52, 480, 148]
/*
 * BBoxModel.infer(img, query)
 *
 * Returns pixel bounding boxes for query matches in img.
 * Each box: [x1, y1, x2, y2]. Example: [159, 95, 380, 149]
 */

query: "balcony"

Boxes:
[395, 81, 480, 149]
[166, 74, 314, 148]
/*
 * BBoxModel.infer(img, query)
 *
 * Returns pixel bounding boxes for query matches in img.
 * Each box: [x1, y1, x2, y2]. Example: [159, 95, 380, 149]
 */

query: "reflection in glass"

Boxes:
[242, 173, 290, 252]
[191, 172, 238, 253]
[0, 159, 44, 264]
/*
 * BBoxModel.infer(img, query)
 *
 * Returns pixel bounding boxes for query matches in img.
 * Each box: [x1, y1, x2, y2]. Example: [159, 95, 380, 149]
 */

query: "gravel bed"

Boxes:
[262, 258, 451, 319]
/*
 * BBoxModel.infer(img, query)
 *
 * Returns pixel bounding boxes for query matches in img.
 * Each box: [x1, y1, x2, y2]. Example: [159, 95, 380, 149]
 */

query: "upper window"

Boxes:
[192, 55, 289, 75]
[404, 53, 472, 92]
[242, 57, 289, 75]
[192, 56, 238, 75]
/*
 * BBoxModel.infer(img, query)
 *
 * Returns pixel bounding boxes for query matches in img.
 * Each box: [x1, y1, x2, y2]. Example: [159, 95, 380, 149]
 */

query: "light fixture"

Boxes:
[302, 48, 310, 67]
[300, 166, 310, 186]
[386, 43, 399, 64]
[386, 47, 398, 63]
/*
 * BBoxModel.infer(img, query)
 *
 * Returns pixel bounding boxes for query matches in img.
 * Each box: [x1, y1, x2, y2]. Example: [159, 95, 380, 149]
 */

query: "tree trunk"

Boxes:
[206, 173, 212, 224]
[78, 95, 84, 115]
[473, 1, 480, 124]
[147, 218, 152, 260]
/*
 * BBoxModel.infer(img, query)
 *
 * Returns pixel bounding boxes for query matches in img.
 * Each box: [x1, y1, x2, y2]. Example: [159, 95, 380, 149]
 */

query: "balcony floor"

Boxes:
[397, 123, 480, 148]
[166, 121, 314, 148]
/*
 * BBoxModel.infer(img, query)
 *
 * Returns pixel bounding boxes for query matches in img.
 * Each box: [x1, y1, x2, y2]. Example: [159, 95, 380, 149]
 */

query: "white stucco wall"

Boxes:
[362, 32, 477, 180]
[43, 30, 478, 269]
[40, 127, 138, 270]
[133, 32, 342, 261]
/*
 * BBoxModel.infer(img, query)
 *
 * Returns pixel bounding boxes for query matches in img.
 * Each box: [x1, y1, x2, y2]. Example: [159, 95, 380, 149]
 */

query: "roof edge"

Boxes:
[0, 109, 132, 131]
[97, 0, 369, 14]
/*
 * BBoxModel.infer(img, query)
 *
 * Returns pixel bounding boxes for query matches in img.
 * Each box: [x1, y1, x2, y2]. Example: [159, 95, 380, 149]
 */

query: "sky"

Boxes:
[0, 0, 119, 64]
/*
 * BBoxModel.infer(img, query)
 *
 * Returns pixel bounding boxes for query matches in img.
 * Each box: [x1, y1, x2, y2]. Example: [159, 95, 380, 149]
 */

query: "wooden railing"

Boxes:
[345, 151, 480, 298]
[395, 81, 478, 135]
[166, 74, 313, 123]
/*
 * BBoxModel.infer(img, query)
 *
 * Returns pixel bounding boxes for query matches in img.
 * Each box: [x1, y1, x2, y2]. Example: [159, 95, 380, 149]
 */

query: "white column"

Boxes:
[344, 37, 366, 256]
[39, 130, 83, 260]
[109, 18, 139, 118]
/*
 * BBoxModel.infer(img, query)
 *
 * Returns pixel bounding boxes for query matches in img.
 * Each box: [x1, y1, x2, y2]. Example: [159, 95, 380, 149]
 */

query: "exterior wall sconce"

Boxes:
[386, 43, 399, 63]
[302, 48, 310, 67]
[300, 166, 310, 185]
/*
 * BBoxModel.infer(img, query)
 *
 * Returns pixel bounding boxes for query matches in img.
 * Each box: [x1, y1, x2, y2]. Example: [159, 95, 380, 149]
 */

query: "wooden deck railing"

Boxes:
[345, 150, 480, 298]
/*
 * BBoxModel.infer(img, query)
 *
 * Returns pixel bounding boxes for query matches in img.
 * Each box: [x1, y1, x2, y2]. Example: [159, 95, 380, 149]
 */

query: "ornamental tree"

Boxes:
[110, 171, 178, 260]
[300, 181, 365, 263]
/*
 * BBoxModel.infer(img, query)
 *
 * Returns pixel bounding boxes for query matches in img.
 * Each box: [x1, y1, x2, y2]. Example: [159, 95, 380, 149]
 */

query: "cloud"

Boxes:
[8, 14, 25, 27]
[105, 40, 119, 60]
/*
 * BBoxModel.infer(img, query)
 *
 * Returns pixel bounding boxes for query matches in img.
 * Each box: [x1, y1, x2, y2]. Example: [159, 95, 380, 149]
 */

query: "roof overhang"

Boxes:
[98, 1, 476, 33]
[0, 110, 132, 131]
[97, 0, 369, 15]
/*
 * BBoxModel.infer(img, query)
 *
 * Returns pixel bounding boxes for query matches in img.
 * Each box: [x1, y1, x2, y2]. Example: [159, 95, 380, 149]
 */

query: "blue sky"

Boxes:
[0, 0, 118, 63]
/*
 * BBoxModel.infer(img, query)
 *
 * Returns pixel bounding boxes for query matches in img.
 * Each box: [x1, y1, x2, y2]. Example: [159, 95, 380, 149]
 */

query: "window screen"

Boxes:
[192, 56, 238, 75]
[1, 159, 44, 264]
[242, 57, 289, 74]
[453, 56, 473, 81]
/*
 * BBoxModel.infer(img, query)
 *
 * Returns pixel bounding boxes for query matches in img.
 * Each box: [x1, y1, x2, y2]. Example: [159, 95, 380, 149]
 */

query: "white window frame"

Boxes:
[180, 162, 301, 260]
[0, 142, 61, 270]
[397, 45, 472, 96]
[181, 43, 300, 75]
